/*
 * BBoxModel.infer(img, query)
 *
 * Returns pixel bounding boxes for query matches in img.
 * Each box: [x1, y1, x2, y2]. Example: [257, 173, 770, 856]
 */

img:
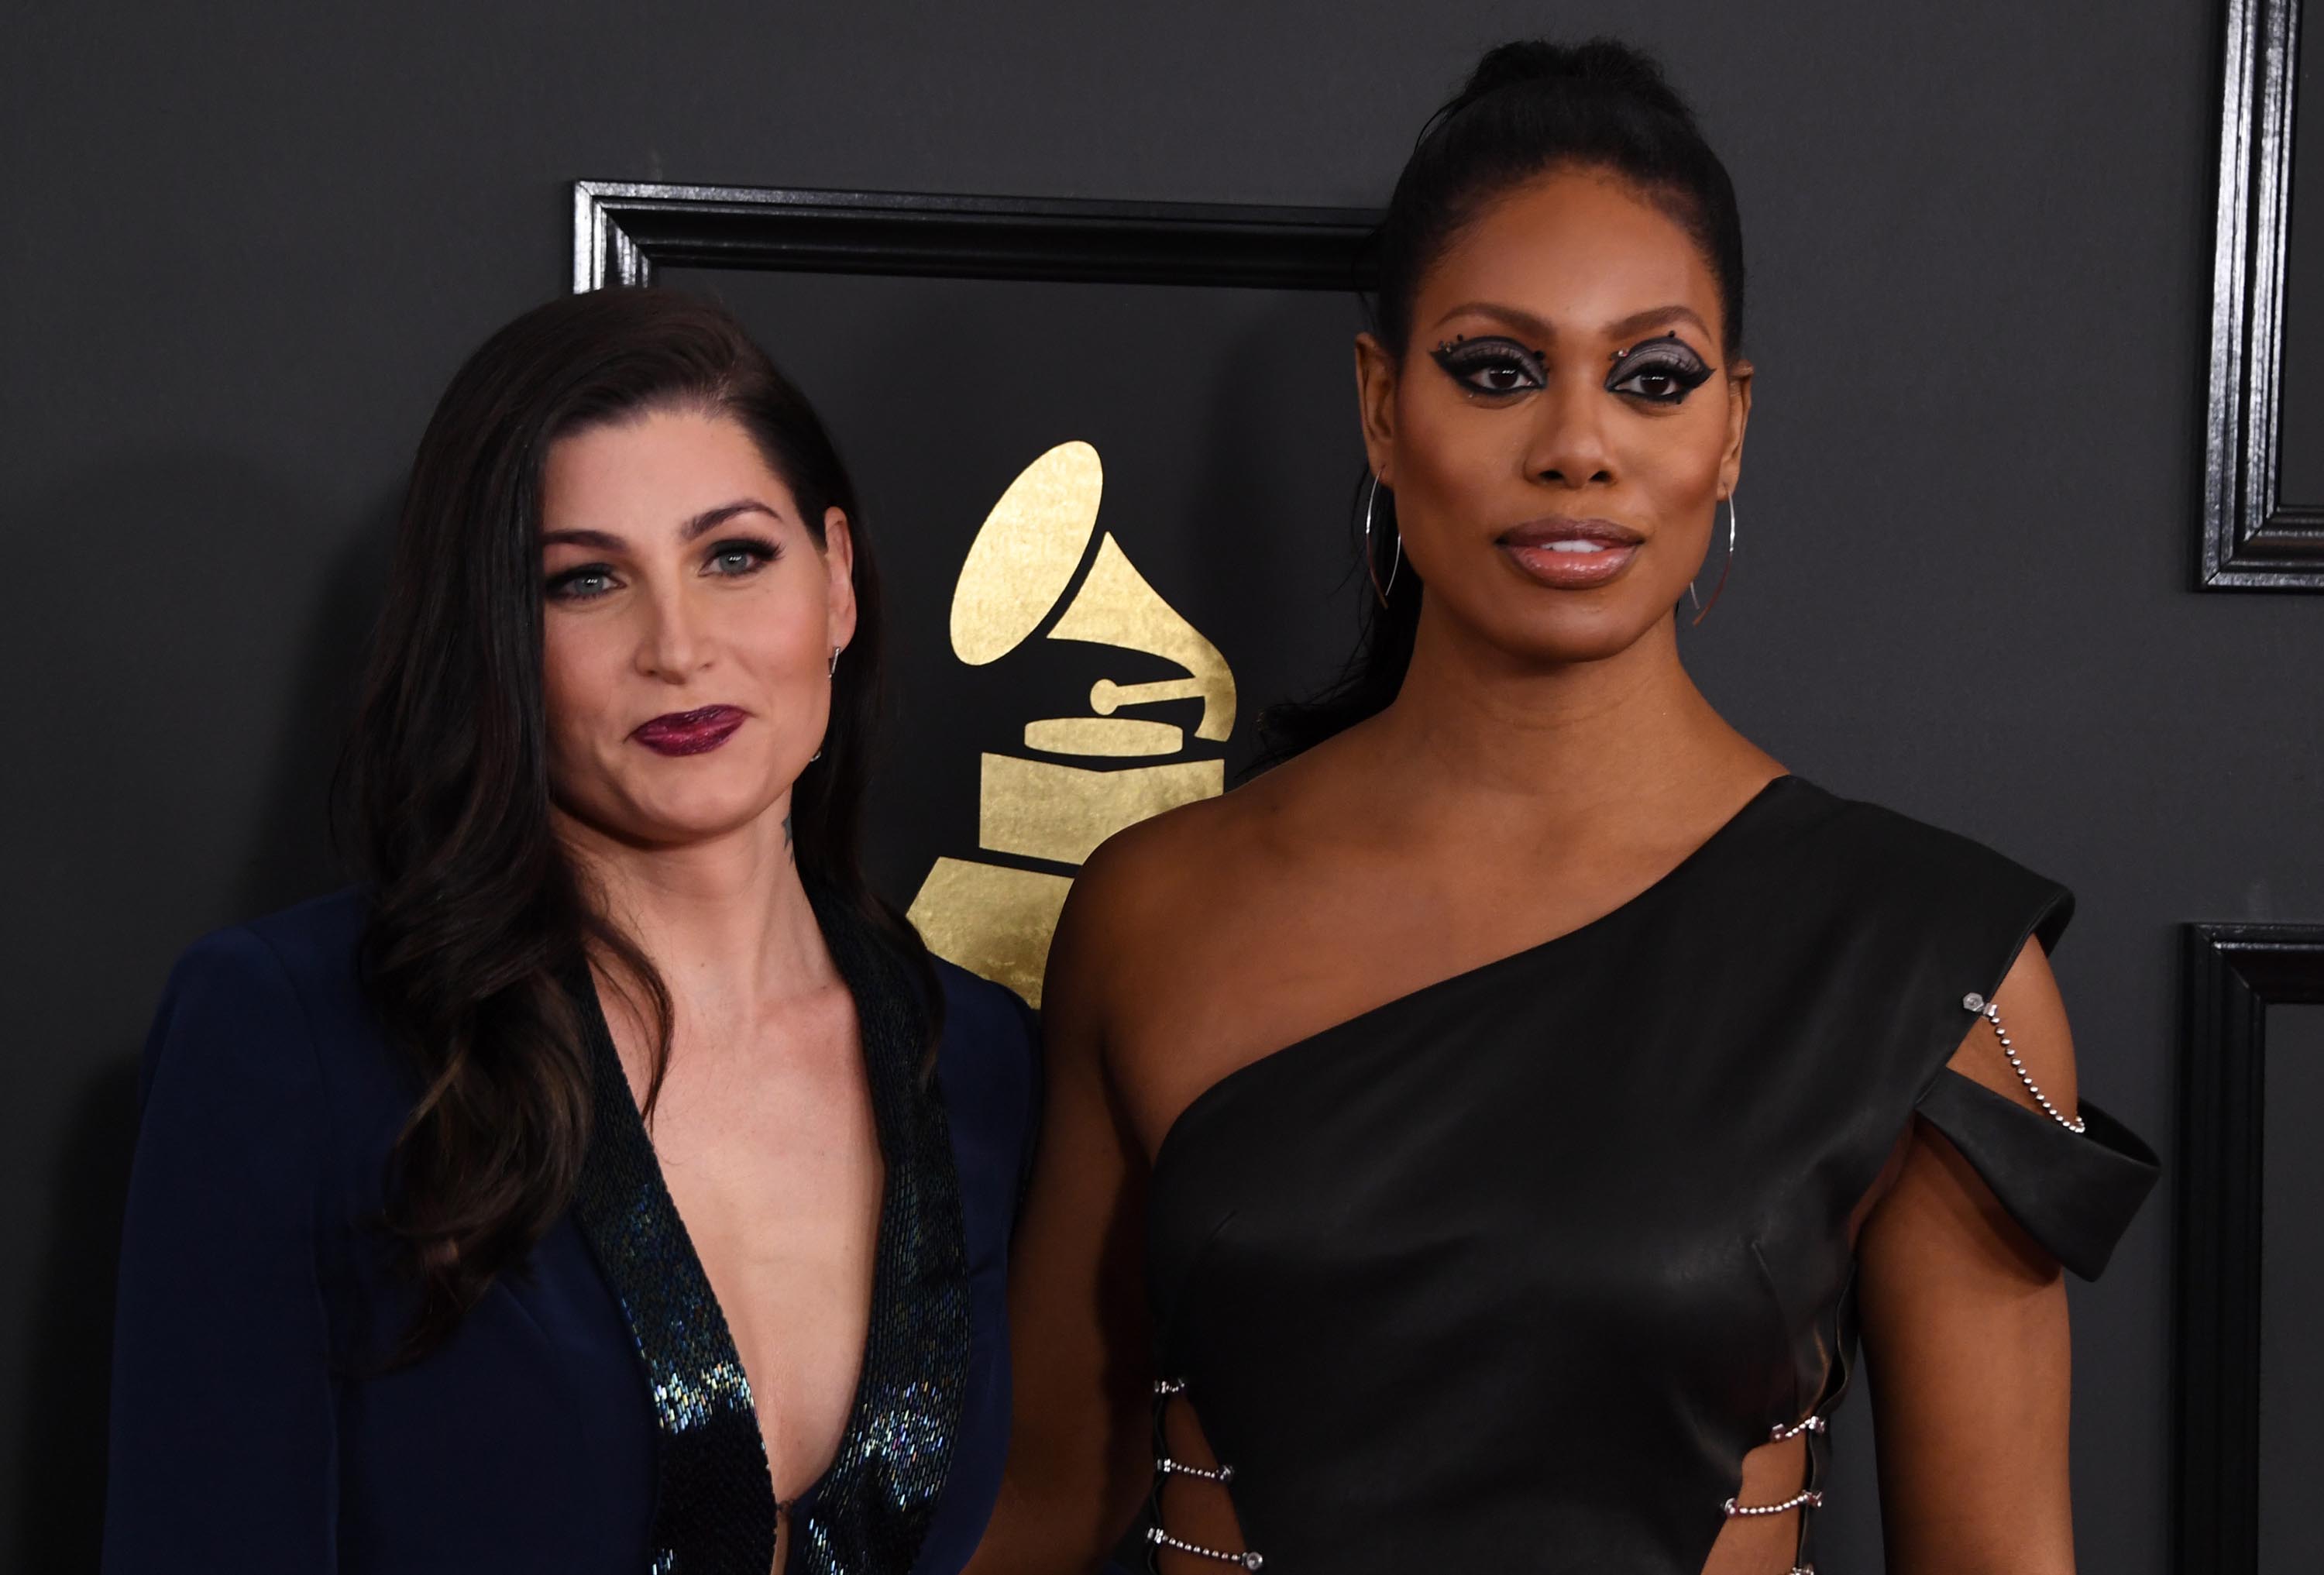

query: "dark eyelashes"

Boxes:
[545, 562, 617, 601]
[542, 536, 780, 601]
[1428, 331, 1717, 404]
[1429, 335, 1548, 395]
[703, 536, 779, 573]
[1605, 334, 1715, 401]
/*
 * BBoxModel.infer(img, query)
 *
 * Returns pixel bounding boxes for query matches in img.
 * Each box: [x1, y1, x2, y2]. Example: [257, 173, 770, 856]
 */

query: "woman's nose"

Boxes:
[636, 584, 713, 680]
[1524, 377, 1617, 490]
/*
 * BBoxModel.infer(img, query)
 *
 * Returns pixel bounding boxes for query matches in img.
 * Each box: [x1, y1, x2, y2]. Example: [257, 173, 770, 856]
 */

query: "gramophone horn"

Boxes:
[950, 440, 1104, 665]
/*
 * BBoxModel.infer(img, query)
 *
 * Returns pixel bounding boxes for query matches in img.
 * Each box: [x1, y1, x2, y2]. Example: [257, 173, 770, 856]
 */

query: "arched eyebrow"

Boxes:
[677, 499, 782, 542]
[1429, 301, 1714, 346]
[1603, 304, 1714, 346]
[541, 499, 782, 552]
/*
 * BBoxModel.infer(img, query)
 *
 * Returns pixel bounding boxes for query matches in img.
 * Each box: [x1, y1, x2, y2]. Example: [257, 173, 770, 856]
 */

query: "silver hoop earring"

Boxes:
[1686, 494, 1738, 626]
[808, 647, 841, 762]
[1363, 474, 1402, 608]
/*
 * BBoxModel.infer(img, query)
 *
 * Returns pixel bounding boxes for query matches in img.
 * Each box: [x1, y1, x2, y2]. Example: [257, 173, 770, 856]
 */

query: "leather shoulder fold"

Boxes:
[1913, 1068, 2158, 1280]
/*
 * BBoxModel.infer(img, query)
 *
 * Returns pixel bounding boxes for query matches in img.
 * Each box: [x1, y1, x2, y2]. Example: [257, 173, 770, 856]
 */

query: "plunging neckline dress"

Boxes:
[1143, 776, 2157, 1573]
[105, 880, 1039, 1575]
[566, 886, 973, 1575]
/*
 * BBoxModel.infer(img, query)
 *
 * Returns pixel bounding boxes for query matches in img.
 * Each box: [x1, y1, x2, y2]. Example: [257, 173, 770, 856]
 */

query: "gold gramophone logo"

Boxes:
[906, 440, 1236, 1004]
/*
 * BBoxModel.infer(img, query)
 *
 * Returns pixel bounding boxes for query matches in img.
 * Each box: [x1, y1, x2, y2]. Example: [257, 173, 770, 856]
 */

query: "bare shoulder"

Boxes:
[1052, 763, 1303, 992]
[1040, 746, 1342, 1137]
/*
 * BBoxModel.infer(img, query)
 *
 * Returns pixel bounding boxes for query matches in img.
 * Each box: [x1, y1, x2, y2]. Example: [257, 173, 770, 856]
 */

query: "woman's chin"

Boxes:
[1470, 595, 1679, 667]
[585, 781, 797, 853]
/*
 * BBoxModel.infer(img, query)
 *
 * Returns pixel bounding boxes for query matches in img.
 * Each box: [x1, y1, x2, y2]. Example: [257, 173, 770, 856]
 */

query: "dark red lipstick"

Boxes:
[632, 705, 746, 756]
[1498, 516, 1645, 590]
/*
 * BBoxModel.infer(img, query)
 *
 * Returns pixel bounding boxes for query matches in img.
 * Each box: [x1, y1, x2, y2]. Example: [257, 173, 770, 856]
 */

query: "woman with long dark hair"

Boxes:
[105, 288, 1037, 1574]
[981, 39, 2156, 1575]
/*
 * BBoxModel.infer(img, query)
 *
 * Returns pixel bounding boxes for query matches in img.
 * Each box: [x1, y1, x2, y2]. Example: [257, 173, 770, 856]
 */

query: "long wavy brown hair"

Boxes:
[341, 287, 937, 1357]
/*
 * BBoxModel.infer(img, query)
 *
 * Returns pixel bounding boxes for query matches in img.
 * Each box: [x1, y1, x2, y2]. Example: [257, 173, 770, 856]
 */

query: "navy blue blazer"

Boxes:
[103, 888, 1040, 1573]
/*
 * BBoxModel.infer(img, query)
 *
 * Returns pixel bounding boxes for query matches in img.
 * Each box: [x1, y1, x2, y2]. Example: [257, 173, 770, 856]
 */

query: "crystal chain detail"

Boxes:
[1724, 1489, 1824, 1518]
[1769, 1414, 1827, 1442]
[1961, 993, 2086, 1133]
[1147, 1526, 1264, 1570]
[1150, 1377, 1262, 1571]
[1158, 1456, 1236, 1484]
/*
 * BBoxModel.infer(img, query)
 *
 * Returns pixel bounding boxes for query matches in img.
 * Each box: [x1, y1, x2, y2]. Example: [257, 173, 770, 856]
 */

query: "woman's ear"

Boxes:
[1719, 357, 1754, 497]
[822, 507, 858, 652]
[1354, 332, 1401, 486]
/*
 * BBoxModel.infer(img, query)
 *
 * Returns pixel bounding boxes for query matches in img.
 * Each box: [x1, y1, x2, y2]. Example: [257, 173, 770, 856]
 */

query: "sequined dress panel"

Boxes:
[101, 885, 1037, 1575]
[569, 885, 973, 1575]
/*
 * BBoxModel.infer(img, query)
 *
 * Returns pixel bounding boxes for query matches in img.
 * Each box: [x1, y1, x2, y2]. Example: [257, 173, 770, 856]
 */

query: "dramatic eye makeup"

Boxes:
[1605, 334, 1715, 404]
[1429, 335, 1549, 397]
[703, 536, 779, 578]
[545, 562, 619, 604]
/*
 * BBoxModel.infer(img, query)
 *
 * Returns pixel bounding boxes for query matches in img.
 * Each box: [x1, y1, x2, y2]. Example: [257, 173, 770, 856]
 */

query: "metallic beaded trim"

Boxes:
[1769, 1414, 1827, 1442]
[1962, 993, 2087, 1133]
[1148, 1526, 1264, 1570]
[1158, 1455, 1236, 1484]
[1724, 1489, 1824, 1518]
[1149, 1377, 1263, 1571]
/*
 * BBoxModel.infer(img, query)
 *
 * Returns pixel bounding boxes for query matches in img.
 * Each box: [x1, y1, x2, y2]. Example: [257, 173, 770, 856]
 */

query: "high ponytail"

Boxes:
[1254, 37, 1744, 766]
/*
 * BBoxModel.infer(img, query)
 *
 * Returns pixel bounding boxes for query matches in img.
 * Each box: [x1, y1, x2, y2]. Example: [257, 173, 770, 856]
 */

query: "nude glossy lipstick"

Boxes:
[1498, 516, 1645, 590]
[632, 705, 746, 755]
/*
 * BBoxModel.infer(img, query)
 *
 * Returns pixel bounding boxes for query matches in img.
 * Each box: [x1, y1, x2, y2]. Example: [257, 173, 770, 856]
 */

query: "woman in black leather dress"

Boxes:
[975, 39, 2157, 1575]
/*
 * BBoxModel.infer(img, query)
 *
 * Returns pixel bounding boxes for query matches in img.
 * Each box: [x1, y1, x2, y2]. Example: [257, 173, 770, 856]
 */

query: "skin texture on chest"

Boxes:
[622, 980, 885, 1517]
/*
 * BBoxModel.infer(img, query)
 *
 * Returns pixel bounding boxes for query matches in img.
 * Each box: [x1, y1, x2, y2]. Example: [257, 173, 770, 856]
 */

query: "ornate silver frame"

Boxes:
[2203, 0, 2320, 589]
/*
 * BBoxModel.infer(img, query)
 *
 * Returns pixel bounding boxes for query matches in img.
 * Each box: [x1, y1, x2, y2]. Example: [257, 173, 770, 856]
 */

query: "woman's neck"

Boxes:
[1361, 607, 1771, 827]
[556, 799, 835, 1013]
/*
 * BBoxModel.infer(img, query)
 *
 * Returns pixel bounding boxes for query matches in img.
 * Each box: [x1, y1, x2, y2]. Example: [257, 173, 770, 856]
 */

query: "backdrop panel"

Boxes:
[650, 244, 1370, 999]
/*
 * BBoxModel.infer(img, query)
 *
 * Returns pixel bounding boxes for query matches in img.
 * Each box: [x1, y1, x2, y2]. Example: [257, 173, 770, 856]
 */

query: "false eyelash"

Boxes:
[546, 562, 618, 599]
[1429, 334, 1549, 394]
[1605, 335, 1714, 400]
[702, 538, 782, 577]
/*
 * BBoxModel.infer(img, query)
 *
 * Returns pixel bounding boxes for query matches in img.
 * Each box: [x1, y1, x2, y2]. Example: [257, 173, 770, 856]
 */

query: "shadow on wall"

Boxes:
[11, 473, 395, 1570]
[14, 1057, 139, 1574]
[233, 497, 397, 920]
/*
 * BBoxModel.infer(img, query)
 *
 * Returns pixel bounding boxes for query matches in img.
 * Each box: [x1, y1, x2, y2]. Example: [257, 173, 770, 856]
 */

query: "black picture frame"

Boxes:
[564, 178, 1385, 1013]
[570, 179, 1380, 294]
[2203, 0, 2322, 590]
[2176, 922, 2324, 1570]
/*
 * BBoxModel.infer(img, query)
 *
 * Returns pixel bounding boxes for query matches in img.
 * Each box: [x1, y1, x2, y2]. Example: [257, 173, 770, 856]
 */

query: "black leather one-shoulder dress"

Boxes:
[1143, 775, 2157, 1573]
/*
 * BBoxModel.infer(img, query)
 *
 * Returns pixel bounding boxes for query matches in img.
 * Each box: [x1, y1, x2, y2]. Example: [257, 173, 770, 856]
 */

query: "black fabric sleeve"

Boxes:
[103, 927, 339, 1573]
[1913, 1068, 2158, 1281]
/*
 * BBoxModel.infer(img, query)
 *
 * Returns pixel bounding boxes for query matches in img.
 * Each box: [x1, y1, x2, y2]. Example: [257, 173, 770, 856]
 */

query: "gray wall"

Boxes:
[5, 2, 2317, 1568]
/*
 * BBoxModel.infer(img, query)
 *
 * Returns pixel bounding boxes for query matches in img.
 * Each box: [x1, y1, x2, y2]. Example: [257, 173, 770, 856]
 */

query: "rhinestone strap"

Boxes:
[1724, 1489, 1824, 1518]
[1149, 1377, 1263, 1572]
[1158, 1456, 1236, 1484]
[1147, 1526, 1264, 1570]
[1769, 1415, 1827, 1442]
[1961, 993, 2086, 1133]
